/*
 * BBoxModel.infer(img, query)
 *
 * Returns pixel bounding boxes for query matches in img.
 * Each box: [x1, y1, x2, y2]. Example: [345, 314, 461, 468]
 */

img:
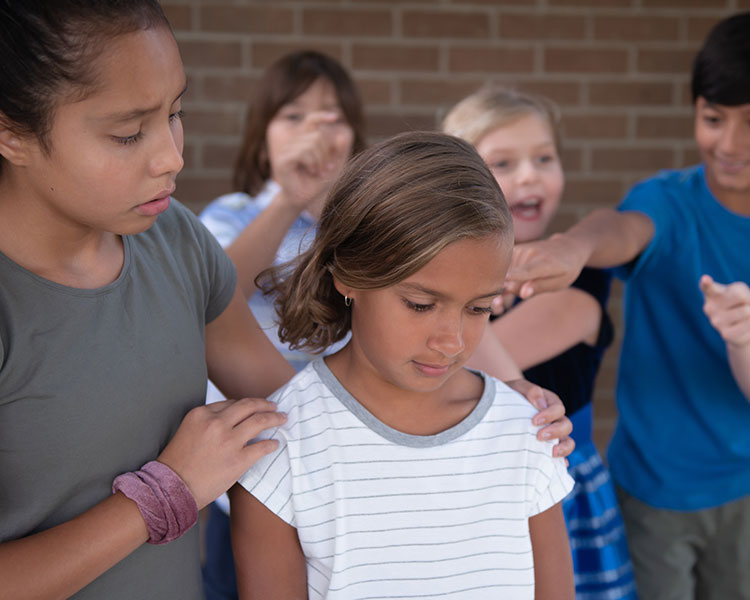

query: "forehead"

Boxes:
[67, 26, 185, 119]
[476, 113, 556, 154]
[399, 235, 511, 298]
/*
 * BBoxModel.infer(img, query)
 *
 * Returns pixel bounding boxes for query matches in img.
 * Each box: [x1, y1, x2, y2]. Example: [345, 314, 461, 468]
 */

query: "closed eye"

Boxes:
[403, 299, 434, 313]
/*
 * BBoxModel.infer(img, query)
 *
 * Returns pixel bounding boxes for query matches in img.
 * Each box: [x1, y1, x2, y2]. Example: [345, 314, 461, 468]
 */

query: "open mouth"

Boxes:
[510, 197, 543, 221]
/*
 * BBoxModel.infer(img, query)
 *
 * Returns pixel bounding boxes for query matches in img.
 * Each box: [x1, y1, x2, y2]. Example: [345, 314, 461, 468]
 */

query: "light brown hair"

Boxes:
[258, 131, 513, 353]
[442, 86, 562, 152]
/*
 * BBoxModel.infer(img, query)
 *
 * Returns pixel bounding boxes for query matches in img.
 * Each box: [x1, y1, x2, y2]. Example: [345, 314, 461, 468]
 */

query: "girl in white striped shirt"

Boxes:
[230, 131, 575, 600]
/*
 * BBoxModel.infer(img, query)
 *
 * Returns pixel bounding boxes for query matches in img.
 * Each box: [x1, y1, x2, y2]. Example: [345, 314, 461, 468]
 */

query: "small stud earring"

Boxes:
[344, 296, 352, 307]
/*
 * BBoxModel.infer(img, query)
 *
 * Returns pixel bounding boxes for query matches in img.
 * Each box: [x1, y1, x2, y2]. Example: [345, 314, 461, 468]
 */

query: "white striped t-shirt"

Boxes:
[238, 359, 573, 599]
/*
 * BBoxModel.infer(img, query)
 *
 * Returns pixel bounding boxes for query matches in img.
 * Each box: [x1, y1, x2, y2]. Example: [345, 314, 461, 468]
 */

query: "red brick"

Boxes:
[203, 142, 241, 170]
[161, 4, 192, 30]
[499, 13, 586, 40]
[544, 47, 628, 73]
[686, 16, 724, 42]
[182, 106, 243, 136]
[637, 48, 696, 74]
[251, 43, 344, 69]
[641, 0, 730, 6]
[563, 113, 629, 139]
[365, 111, 437, 138]
[589, 81, 673, 106]
[356, 78, 393, 106]
[353, 44, 440, 71]
[680, 147, 701, 166]
[175, 175, 233, 213]
[594, 15, 680, 41]
[517, 81, 582, 106]
[199, 5, 294, 34]
[402, 10, 491, 38]
[449, 46, 535, 73]
[181, 143, 197, 171]
[562, 178, 626, 207]
[560, 147, 584, 171]
[199, 74, 258, 103]
[303, 8, 392, 36]
[548, 0, 631, 6]
[636, 114, 694, 139]
[178, 40, 242, 68]
[401, 79, 490, 106]
[592, 147, 675, 172]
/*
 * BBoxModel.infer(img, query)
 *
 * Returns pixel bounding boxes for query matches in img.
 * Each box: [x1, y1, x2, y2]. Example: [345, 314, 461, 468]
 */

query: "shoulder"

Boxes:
[620, 166, 702, 214]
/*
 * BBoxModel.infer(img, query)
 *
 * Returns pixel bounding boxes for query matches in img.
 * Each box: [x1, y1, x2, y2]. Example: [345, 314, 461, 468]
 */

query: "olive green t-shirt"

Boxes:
[0, 200, 236, 599]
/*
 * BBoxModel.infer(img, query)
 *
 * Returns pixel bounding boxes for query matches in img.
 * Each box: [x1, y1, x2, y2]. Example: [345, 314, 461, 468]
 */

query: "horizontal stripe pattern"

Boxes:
[239, 360, 573, 599]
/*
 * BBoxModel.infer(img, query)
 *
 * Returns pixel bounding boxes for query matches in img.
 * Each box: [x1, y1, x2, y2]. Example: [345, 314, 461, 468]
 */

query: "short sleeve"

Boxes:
[183, 207, 237, 324]
[236, 384, 296, 526]
[525, 439, 574, 517]
[237, 431, 296, 526]
[613, 173, 680, 282]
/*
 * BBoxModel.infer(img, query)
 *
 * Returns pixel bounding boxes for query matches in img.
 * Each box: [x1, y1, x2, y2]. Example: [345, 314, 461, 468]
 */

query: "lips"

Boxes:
[510, 196, 543, 221]
[412, 360, 453, 377]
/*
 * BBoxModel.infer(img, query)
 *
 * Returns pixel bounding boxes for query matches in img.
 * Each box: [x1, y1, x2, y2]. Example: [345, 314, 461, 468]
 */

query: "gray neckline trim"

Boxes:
[312, 358, 495, 448]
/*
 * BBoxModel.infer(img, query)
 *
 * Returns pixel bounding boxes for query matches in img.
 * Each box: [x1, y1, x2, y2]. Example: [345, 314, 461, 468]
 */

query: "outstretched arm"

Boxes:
[700, 275, 750, 401]
[505, 209, 654, 299]
[230, 485, 308, 600]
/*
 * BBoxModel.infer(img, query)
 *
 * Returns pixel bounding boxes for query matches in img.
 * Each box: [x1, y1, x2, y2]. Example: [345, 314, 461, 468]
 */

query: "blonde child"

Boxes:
[229, 131, 575, 599]
[502, 12, 750, 598]
[443, 87, 636, 599]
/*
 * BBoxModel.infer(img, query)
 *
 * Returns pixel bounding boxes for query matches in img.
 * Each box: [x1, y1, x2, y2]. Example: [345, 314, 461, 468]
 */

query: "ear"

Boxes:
[332, 276, 356, 302]
[0, 116, 33, 166]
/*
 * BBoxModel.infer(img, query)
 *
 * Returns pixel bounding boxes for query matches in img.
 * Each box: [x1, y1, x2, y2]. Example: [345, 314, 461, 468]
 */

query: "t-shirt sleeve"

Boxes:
[171, 201, 237, 324]
[613, 174, 677, 282]
[525, 437, 574, 517]
[236, 386, 296, 526]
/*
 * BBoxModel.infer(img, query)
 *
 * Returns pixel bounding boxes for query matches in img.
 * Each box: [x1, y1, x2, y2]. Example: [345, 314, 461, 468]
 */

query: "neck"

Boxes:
[705, 171, 750, 216]
[0, 174, 124, 288]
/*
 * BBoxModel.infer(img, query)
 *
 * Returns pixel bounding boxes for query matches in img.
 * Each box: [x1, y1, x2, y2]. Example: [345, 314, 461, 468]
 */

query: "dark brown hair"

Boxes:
[258, 131, 513, 353]
[233, 50, 366, 196]
[0, 0, 170, 165]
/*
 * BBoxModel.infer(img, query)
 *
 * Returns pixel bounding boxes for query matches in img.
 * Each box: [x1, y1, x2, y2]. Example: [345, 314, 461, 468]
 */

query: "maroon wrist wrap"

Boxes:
[112, 460, 198, 545]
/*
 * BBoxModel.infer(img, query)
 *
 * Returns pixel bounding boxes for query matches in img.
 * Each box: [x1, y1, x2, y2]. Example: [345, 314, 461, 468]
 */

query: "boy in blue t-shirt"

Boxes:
[504, 12, 750, 600]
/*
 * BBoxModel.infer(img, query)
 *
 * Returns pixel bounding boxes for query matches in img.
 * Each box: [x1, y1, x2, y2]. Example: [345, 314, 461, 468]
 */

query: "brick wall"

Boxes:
[164, 0, 745, 455]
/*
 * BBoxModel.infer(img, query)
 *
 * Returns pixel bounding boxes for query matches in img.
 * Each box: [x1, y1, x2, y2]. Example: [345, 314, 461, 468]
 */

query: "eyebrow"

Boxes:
[101, 82, 188, 123]
[398, 282, 505, 302]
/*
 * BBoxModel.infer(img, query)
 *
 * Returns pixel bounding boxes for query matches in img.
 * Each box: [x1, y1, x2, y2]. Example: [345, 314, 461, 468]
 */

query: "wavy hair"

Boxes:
[258, 131, 513, 353]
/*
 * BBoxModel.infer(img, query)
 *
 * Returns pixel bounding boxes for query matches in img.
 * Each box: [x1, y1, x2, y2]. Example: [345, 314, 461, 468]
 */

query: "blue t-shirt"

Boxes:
[609, 165, 750, 510]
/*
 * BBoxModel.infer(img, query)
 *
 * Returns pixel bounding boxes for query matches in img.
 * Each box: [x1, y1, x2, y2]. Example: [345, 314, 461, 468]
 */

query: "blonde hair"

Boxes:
[442, 86, 562, 151]
[258, 131, 513, 353]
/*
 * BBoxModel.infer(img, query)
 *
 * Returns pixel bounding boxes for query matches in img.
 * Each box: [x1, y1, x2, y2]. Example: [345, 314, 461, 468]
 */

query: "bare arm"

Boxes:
[469, 288, 601, 373]
[205, 285, 295, 400]
[0, 289, 291, 600]
[529, 503, 574, 600]
[468, 325, 523, 381]
[506, 209, 654, 298]
[230, 485, 308, 600]
[700, 275, 750, 401]
[226, 111, 350, 299]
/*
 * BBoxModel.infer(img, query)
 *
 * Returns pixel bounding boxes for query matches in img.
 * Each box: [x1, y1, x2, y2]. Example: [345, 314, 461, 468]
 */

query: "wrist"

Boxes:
[112, 460, 198, 545]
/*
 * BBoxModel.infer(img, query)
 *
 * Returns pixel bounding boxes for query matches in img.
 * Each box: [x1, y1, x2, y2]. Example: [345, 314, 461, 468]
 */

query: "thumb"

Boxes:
[700, 274, 725, 298]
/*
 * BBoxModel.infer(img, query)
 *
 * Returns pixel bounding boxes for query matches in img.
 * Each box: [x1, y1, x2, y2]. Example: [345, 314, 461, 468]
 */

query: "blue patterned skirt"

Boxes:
[564, 405, 638, 599]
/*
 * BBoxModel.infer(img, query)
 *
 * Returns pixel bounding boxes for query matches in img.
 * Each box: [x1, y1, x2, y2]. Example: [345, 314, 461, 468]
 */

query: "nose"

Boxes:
[426, 312, 465, 358]
[515, 159, 538, 185]
[149, 121, 185, 178]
